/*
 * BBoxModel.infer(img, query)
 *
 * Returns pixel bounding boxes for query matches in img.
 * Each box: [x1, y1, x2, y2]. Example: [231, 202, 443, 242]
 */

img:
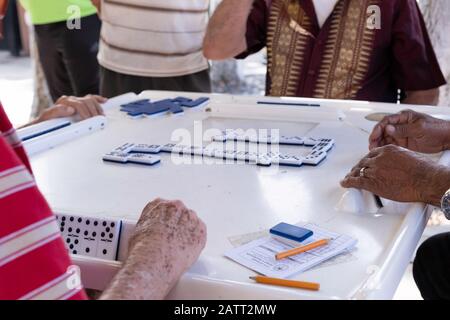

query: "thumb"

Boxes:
[386, 124, 412, 139]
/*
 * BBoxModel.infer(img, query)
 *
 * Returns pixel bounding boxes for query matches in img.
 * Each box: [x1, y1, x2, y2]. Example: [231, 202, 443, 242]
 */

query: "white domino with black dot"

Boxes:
[191, 146, 206, 156]
[256, 155, 272, 167]
[211, 133, 227, 142]
[213, 130, 319, 146]
[114, 143, 135, 153]
[131, 144, 162, 154]
[103, 152, 129, 163]
[303, 150, 328, 166]
[303, 137, 321, 146]
[210, 149, 224, 159]
[311, 139, 335, 153]
[160, 143, 178, 153]
[128, 153, 161, 166]
[223, 150, 238, 161]
[279, 135, 305, 145]
[106, 137, 334, 168]
[103, 152, 161, 166]
[255, 135, 279, 144]
[56, 214, 122, 261]
[235, 151, 251, 161]
[272, 154, 304, 167]
[97, 219, 122, 260]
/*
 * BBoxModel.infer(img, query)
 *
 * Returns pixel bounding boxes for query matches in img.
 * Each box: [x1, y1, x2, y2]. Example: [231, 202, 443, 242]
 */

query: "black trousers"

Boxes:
[100, 66, 211, 98]
[34, 14, 101, 101]
[413, 232, 450, 300]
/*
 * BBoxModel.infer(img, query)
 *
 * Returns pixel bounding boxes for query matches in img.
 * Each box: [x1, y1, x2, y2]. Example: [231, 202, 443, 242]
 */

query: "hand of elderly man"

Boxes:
[341, 145, 450, 206]
[52, 95, 107, 120]
[369, 110, 450, 154]
[129, 198, 207, 278]
[101, 199, 207, 300]
[34, 95, 107, 124]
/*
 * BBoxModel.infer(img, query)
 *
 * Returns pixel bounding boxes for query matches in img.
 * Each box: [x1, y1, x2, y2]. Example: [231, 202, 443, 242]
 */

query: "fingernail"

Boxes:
[66, 106, 75, 114]
[386, 125, 395, 134]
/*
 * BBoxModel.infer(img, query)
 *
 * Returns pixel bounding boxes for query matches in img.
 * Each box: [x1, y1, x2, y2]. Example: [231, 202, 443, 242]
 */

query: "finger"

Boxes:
[385, 123, 413, 139]
[345, 165, 363, 179]
[346, 154, 378, 178]
[369, 124, 384, 150]
[90, 95, 108, 103]
[147, 199, 185, 223]
[356, 157, 376, 170]
[341, 177, 371, 191]
[379, 109, 412, 127]
[380, 110, 412, 126]
[178, 207, 195, 225]
[384, 136, 395, 145]
[164, 201, 184, 222]
[86, 95, 106, 115]
[143, 198, 166, 212]
[168, 199, 186, 210]
[369, 111, 410, 149]
[76, 102, 91, 119]
[340, 176, 367, 190]
[384, 137, 407, 149]
[186, 209, 199, 222]
[347, 165, 375, 179]
[66, 100, 90, 119]
[50, 105, 76, 118]
[83, 99, 99, 117]
[139, 199, 171, 222]
[398, 109, 416, 122]
[365, 147, 384, 159]
[94, 101, 105, 116]
[369, 136, 388, 151]
[140, 199, 174, 222]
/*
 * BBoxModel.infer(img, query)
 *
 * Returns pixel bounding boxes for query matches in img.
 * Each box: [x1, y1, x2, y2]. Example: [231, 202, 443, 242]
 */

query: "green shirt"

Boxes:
[20, 0, 97, 25]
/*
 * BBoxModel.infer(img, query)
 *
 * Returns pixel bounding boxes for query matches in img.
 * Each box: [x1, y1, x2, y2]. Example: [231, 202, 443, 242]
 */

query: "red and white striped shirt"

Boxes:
[0, 103, 87, 300]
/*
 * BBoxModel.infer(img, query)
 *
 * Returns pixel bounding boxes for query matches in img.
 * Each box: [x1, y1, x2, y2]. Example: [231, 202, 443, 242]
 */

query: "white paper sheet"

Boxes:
[224, 223, 357, 279]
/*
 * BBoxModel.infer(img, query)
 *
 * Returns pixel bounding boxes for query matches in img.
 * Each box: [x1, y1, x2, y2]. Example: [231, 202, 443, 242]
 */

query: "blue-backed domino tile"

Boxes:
[120, 99, 171, 117]
[173, 97, 193, 104]
[120, 99, 152, 116]
[177, 97, 210, 108]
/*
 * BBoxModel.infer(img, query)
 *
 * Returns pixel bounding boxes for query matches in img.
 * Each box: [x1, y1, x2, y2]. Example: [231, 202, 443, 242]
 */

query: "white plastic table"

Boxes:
[29, 91, 450, 300]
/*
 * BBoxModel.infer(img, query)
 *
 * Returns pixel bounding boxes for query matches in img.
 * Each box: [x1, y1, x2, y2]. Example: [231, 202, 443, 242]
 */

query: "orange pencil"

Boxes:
[250, 276, 320, 291]
[275, 239, 330, 260]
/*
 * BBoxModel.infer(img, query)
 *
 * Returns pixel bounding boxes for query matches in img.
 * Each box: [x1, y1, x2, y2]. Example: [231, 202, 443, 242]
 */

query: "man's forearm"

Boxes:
[91, 0, 101, 13]
[441, 122, 450, 152]
[100, 242, 184, 300]
[421, 165, 450, 207]
[203, 0, 255, 60]
[403, 88, 440, 106]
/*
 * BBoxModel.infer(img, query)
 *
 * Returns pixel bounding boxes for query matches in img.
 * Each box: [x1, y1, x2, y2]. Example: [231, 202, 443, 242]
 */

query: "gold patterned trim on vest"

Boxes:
[267, 0, 312, 97]
[313, 0, 379, 99]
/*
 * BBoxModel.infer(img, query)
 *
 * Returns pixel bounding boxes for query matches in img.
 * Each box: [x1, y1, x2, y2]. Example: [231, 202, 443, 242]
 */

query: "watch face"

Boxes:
[442, 194, 450, 220]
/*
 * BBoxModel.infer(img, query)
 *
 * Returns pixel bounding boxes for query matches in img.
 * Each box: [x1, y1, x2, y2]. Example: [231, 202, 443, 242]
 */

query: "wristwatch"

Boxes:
[440, 189, 450, 220]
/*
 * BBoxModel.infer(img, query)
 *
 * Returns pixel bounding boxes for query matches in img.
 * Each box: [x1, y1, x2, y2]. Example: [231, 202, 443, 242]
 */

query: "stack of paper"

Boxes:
[224, 223, 357, 279]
